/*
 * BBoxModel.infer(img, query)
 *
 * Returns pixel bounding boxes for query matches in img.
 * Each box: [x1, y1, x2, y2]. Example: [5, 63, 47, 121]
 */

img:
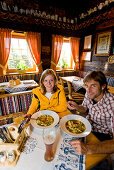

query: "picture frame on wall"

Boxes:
[94, 31, 112, 56]
[84, 35, 92, 50]
[81, 51, 91, 61]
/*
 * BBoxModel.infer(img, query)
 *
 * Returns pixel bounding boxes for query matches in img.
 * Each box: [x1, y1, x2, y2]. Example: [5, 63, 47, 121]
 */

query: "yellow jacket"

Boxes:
[27, 84, 67, 115]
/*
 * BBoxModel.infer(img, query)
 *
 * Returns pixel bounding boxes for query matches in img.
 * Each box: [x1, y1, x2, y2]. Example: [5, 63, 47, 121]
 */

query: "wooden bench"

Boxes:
[0, 90, 33, 117]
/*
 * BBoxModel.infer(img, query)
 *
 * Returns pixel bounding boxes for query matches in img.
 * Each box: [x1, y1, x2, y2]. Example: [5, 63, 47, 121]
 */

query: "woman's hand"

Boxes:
[69, 140, 88, 155]
[67, 101, 78, 110]
[23, 114, 31, 119]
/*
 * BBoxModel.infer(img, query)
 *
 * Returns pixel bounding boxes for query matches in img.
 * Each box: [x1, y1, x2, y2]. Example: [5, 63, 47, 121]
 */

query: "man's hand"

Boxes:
[69, 140, 88, 155]
[67, 101, 78, 110]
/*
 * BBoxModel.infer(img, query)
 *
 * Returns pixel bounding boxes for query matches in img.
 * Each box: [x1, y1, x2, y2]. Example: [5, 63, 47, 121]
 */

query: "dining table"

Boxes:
[0, 80, 39, 94]
[0, 110, 108, 170]
[60, 76, 114, 99]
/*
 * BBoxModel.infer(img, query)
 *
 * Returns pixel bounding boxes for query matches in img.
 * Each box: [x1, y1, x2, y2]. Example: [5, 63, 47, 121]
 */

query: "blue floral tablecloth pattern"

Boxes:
[22, 136, 38, 154]
[21, 127, 85, 170]
[54, 131, 85, 170]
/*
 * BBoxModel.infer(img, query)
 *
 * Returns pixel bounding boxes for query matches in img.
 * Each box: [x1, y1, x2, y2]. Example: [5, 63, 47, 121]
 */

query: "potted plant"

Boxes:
[16, 61, 28, 74]
[61, 58, 68, 70]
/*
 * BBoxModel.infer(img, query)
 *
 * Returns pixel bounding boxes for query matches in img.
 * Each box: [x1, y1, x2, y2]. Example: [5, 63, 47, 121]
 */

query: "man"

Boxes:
[67, 71, 114, 168]
[67, 71, 114, 141]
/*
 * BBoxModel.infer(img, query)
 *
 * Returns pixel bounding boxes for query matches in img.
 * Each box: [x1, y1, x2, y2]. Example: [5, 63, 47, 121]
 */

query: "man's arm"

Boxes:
[87, 139, 114, 154]
[69, 139, 114, 155]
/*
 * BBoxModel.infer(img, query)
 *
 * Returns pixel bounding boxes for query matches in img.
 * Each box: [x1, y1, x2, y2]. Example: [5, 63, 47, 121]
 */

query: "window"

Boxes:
[7, 32, 36, 73]
[57, 38, 74, 70]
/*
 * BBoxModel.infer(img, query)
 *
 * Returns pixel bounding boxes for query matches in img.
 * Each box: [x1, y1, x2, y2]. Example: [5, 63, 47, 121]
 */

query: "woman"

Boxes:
[25, 69, 67, 118]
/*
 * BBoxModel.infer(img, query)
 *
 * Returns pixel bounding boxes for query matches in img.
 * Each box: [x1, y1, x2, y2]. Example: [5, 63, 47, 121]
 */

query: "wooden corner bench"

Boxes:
[0, 90, 33, 125]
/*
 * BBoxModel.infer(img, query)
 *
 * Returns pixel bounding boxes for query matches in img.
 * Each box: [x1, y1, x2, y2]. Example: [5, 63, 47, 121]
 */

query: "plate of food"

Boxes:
[60, 114, 91, 137]
[30, 110, 59, 129]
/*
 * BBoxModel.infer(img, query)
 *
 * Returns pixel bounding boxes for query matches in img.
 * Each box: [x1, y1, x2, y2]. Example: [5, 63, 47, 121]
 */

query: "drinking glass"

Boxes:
[43, 127, 56, 162]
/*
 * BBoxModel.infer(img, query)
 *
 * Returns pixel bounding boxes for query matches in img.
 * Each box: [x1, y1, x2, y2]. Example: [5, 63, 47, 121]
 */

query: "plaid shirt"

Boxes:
[82, 92, 114, 135]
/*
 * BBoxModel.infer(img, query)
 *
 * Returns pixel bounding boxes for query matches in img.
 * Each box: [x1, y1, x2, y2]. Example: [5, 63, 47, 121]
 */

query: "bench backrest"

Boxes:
[0, 73, 41, 83]
[0, 71, 76, 83]
[0, 90, 33, 116]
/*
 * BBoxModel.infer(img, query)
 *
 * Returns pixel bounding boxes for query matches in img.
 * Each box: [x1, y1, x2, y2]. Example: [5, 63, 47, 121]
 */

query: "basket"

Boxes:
[0, 124, 28, 167]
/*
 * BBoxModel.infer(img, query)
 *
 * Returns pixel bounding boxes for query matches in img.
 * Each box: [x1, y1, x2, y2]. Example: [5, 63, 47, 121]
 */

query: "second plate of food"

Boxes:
[60, 114, 91, 137]
[30, 110, 59, 129]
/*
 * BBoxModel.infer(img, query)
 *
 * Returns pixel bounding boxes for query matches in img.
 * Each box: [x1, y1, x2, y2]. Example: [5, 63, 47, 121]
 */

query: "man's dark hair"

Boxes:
[83, 71, 108, 92]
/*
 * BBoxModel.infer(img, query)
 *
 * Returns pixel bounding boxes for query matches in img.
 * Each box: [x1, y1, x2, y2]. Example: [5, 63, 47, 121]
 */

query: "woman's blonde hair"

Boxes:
[40, 69, 58, 94]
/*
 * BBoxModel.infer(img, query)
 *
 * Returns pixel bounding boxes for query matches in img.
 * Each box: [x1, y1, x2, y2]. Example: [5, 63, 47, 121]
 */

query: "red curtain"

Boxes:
[26, 32, 43, 73]
[70, 37, 80, 71]
[0, 28, 12, 76]
[51, 35, 63, 71]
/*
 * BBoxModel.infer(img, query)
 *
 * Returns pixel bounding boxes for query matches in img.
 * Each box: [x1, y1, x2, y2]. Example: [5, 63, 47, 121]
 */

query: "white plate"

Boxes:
[60, 114, 91, 137]
[30, 110, 59, 129]
[73, 79, 79, 81]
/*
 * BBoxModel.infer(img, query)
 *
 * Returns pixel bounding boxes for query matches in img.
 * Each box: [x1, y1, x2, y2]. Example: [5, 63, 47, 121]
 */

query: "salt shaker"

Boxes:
[7, 150, 15, 163]
[0, 151, 7, 163]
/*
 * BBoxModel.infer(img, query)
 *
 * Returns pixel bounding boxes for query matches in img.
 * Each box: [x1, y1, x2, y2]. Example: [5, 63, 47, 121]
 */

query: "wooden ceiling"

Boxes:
[39, 0, 92, 15]
[0, 0, 113, 34]
[30, 0, 95, 18]
[5, 0, 105, 17]
[3, 0, 108, 18]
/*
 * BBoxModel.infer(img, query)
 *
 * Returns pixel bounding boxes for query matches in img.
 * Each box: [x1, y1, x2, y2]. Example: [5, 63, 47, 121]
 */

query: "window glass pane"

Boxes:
[11, 39, 18, 49]
[57, 42, 73, 68]
[8, 38, 33, 69]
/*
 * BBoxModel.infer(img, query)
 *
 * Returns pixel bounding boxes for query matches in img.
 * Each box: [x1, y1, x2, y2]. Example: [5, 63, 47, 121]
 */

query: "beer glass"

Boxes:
[43, 127, 56, 162]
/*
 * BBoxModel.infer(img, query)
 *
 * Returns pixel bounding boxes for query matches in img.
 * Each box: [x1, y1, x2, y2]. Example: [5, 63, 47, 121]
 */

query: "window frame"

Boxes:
[7, 32, 37, 74]
[56, 38, 74, 70]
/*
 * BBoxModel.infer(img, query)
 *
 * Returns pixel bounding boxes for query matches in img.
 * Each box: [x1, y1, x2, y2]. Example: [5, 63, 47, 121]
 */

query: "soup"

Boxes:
[65, 119, 86, 134]
[36, 115, 54, 126]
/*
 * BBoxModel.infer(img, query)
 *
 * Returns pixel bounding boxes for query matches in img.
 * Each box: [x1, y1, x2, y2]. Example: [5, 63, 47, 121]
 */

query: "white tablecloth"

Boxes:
[2, 84, 31, 93]
[0, 80, 37, 93]
[72, 79, 84, 92]
[0, 127, 85, 170]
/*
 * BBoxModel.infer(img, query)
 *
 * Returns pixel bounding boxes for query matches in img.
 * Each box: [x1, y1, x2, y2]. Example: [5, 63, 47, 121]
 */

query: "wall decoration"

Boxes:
[79, 0, 113, 19]
[94, 31, 112, 56]
[81, 51, 91, 61]
[108, 55, 114, 64]
[84, 35, 92, 49]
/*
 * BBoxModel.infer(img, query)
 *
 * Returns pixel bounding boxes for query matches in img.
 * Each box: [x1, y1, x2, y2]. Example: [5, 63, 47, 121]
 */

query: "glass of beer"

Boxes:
[43, 127, 56, 162]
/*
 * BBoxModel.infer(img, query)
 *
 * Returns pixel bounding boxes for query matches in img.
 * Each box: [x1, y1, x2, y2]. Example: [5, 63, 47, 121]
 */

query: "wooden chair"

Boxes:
[60, 77, 85, 104]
